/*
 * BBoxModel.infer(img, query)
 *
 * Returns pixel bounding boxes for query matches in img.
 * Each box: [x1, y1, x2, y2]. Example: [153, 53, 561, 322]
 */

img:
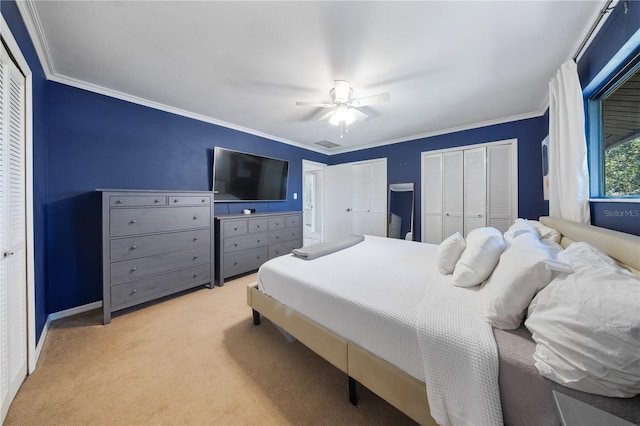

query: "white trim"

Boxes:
[1, 15, 37, 375]
[329, 110, 541, 155]
[590, 198, 640, 203]
[48, 301, 102, 321]
[15, 0, 55, 76]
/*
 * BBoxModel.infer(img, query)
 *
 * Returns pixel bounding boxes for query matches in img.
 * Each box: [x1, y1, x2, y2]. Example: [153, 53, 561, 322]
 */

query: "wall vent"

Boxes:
[315, 140, 341, 149]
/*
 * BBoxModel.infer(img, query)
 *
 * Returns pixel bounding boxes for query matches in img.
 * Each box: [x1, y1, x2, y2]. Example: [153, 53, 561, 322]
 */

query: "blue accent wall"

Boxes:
[45, 82, 328, 312]
[577, 0, 640, 235]
[2, 0, 638, 330]
[2, 0, 49, 340]
[331, 116, 550, 241]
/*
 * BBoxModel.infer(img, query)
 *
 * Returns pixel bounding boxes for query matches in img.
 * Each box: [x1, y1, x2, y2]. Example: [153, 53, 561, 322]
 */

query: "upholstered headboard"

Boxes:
[539, 216, 640, 273]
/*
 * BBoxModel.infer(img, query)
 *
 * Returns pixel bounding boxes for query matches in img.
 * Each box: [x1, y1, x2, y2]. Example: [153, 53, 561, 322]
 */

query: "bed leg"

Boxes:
[252, 309, 261, 325]
[348, 376, 358, 406]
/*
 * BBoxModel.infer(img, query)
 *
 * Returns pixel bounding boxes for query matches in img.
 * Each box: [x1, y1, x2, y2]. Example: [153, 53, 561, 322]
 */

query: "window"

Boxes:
[588, 55, 640, 198]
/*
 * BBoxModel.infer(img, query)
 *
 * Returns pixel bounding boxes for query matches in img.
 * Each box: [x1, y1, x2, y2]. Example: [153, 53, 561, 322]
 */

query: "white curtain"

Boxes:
[548, 60, 591, 224]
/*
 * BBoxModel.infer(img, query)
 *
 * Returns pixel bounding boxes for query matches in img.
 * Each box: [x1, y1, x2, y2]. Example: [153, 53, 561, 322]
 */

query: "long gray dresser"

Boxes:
[215, 211, 302, 284]
[101, 190, 214, 324]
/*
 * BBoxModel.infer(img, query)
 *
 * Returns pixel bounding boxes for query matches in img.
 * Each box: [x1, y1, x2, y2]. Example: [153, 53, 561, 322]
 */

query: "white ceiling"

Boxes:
[21, 1, 604, 154]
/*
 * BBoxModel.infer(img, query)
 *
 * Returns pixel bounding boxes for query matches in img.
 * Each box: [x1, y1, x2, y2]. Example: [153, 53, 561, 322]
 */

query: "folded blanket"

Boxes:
[291, 235, 364, 260]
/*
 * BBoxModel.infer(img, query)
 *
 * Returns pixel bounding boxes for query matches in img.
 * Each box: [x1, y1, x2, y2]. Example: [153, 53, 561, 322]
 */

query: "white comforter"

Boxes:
[257, 235, 502, 425]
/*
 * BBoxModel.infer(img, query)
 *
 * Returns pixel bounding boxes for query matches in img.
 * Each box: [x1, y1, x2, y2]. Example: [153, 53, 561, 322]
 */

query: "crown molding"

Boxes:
[329, 108, 546, 155]
[15, 0, 55, 76]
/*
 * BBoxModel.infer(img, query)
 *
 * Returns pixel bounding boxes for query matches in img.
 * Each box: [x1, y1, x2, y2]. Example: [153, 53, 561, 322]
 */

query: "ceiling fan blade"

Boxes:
[351, 108, 368, 121]
[296, 101, 334, 108]
[349, 92, 390, 107]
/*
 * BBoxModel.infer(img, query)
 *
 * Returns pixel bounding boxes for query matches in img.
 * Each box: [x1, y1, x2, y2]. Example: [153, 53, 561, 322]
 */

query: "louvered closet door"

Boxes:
[463, 147, 487, 236]
[0, 43, 27, 423]
[423, 153, 443, 243]
[442, 151, 463, 239]
[487, 144, 513, 233]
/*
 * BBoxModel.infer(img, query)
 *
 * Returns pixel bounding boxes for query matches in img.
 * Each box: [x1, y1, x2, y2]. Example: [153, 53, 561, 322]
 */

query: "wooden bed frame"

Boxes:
[246, 216, 640, 424]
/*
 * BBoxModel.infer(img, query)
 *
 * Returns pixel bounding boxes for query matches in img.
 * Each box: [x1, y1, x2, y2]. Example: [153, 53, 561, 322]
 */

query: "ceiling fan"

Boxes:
[296, 80, 390, 138]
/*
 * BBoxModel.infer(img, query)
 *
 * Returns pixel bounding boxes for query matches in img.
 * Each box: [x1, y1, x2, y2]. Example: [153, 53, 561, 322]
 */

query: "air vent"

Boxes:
[315, 140, 341, 149]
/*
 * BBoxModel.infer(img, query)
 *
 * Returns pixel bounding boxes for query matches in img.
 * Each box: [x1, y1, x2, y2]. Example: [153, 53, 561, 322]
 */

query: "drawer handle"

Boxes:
[131, 267, 137, 272]
[174, 199, 179, 203]
[234, 227, 238, 231]
[130, 219, 137, 224]
[193, 255, 199, 260]
[193, 273, 199, 278]
[193, 216, 198, 220]
[131, 289, 137, 294]
[131, 245, 137, 250]
[257, 225, 261, 228]
[276, 236, 279, 240]
[234, 243, 238, 247]
[275, 251, 279, 255]
[193, 236, 199, 241]
[154, 199, 160, 203]
[201, 199, 206, 203]
[234, 261, 238, 266]
[116, 199, 124, 204]
[257, 239, 261, 243]
[257, 256, 261, 260]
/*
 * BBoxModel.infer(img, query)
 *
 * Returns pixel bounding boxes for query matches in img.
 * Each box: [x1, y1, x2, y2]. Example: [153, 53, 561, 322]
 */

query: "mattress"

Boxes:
[257, 234, 437, 381]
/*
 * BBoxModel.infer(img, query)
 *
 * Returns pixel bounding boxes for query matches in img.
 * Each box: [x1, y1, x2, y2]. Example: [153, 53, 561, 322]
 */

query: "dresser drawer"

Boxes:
[110, 247, 210, 284]
[223, 233, 268, 253]
[110, 195, 167, 207]
[268, 216, 286, 231]
[285, 215, 300, 228]
[223, 247, 268, 278]
[169, 195, 211, 206]
[110, 263, 210, 311]
[110, 229, 210, 261]
[223, 220, 248, 237]
[110, 206, 210, 237]
[248, 218, 268, 234]
[269, 227, 301, 245]
[268, 240, 300, 259]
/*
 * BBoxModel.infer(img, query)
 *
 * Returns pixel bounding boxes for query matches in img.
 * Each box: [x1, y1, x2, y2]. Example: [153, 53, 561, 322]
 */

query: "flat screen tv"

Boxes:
[213, 147, 289, 202]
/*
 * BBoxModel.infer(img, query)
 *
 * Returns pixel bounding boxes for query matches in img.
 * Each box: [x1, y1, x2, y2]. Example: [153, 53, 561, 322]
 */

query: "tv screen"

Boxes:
[213, 147, 289, 202]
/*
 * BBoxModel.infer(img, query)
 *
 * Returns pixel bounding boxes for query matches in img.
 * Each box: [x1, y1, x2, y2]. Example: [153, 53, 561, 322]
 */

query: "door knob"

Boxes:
[3, 250, 14, 258]
[346, 208, 352, 212]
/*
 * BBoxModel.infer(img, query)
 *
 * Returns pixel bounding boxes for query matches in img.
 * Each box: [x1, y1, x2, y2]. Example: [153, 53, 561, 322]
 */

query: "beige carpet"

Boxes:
[6, 273, 415, 425]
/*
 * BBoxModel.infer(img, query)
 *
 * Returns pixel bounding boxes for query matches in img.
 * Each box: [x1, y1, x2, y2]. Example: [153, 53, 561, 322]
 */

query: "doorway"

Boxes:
[302, 160, 326, 247]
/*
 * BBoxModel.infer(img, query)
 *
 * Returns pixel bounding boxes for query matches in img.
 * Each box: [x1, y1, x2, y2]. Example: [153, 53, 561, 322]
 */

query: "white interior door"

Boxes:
[324, 163, 354, 242]
[302, 160, 326, 246]
[422, 153, 443, 243]
[364, 160, 387, 237]
[442, 151, 463, 239]
[0, 43, 27, 423]
[487, 144, 514, 233]
[464, 146, 487, 236]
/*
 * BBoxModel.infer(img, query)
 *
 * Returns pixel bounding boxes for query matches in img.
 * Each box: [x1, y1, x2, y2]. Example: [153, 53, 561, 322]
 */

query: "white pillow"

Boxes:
[479, 232, 553, 329]
[525, 242, 640, 397]
[452, 227, 505, 287]
[436, 232, 466, 275]
[529, 220, 561, 243]
[503, 218, 538, 244]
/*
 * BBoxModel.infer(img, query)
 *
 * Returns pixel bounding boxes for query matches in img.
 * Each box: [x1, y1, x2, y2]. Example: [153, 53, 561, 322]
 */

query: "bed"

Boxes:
[246, 216, 640, 425]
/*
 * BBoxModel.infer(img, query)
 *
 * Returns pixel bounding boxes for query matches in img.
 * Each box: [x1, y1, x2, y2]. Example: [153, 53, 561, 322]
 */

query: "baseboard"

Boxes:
[30, 301, 103, 373]
[48, 301, 103, 321]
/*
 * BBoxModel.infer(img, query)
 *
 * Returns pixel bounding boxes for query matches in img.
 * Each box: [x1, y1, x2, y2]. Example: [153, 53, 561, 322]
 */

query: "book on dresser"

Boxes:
[101, 190, 215, 324]
[214, 211, 302, 285]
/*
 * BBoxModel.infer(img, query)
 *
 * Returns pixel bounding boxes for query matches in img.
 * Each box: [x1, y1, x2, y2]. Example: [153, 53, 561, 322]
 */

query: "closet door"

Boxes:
[487, 144, 514, 233]
[422, 153, 443, 243]
[442, 151, 463, 239]
[463, 147, 487, 236]
[364, 160, 387, 237]
[0, 44, 27, 423]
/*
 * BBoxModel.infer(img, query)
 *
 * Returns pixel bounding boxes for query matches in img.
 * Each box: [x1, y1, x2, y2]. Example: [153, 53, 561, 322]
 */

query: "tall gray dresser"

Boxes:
[101, 190, 214, 324]
[215, 211, 302, 284]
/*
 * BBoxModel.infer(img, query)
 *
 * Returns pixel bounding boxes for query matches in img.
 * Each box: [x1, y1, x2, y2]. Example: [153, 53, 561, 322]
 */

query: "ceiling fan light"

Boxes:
[329, 104, 355, 126]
